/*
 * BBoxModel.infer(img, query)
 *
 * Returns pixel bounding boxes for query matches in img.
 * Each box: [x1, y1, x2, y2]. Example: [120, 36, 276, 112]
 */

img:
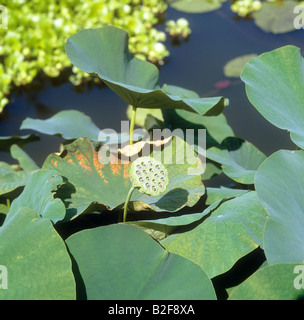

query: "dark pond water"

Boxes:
[1, 2, 303, 168]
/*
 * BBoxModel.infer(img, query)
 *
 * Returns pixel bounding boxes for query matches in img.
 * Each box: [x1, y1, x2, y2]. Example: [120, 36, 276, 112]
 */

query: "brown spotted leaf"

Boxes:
[42, 137, 205, 220]
[42, 137, 131, 220]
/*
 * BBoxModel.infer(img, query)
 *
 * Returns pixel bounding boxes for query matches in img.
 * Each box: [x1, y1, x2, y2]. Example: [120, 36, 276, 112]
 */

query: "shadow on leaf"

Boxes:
[154, 188, 189, 211]
[218, 136, 245, 151]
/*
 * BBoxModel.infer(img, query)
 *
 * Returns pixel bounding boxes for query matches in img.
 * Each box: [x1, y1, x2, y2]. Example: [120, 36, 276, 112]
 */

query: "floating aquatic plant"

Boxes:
[0, 0, 180, 112]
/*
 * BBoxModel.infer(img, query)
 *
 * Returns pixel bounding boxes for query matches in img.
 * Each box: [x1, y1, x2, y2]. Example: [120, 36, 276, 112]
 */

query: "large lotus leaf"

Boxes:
[253, 1, 297, 34]
[255, 150, 304, 265]
[42, 136, 205, 220]
[241, 45, 304, 149]
[21, 110, 101, 141]
[43, 137, 128, 219]
[0, 207, 75, 300]
[6, 170, 66, 224]
[65, 26, 226, 116]
[207, 137, 266, 184]
[229, 263, 304, 300]
[21, 110, 133, 144]
[66, 224, 216, 300]
[0, 134, 39, 152]
[161, 192, 267, 278]
[169, 0, 227, 13]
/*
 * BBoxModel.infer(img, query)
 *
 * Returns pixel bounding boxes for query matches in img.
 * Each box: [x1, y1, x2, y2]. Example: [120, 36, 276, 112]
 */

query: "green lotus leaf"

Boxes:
[255, 150, 304, 265]
[42, 136, 205, 220]
[0, 207, 75, 300]
[241, 45, 304, 149]
[66, 224, 216, 300]
[252, 1, 297, 34]
[21, 110, 101, 141]
[169, 0, 227, 13]
[207, 137, 266, 184]
[161, 192, 267, 278]
[65, 26, 226, 116]
[6, 169, 66, 224]
[229, 263, 304, 300]
[21, 109, 134, 144]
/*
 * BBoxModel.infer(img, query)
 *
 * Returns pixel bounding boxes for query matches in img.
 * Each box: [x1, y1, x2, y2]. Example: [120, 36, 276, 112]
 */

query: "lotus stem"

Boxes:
[6, 198, 10, 210]
[123, 185, 136, 222]
[129, 105, 136, 146]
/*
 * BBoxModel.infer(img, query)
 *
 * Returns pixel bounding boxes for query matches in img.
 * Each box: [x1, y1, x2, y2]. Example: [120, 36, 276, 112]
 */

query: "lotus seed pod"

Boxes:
[130, 156, 169, 196]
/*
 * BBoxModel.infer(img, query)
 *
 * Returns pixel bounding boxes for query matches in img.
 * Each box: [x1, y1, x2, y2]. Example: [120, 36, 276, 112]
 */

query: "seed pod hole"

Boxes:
[145, 183, 150, 188]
